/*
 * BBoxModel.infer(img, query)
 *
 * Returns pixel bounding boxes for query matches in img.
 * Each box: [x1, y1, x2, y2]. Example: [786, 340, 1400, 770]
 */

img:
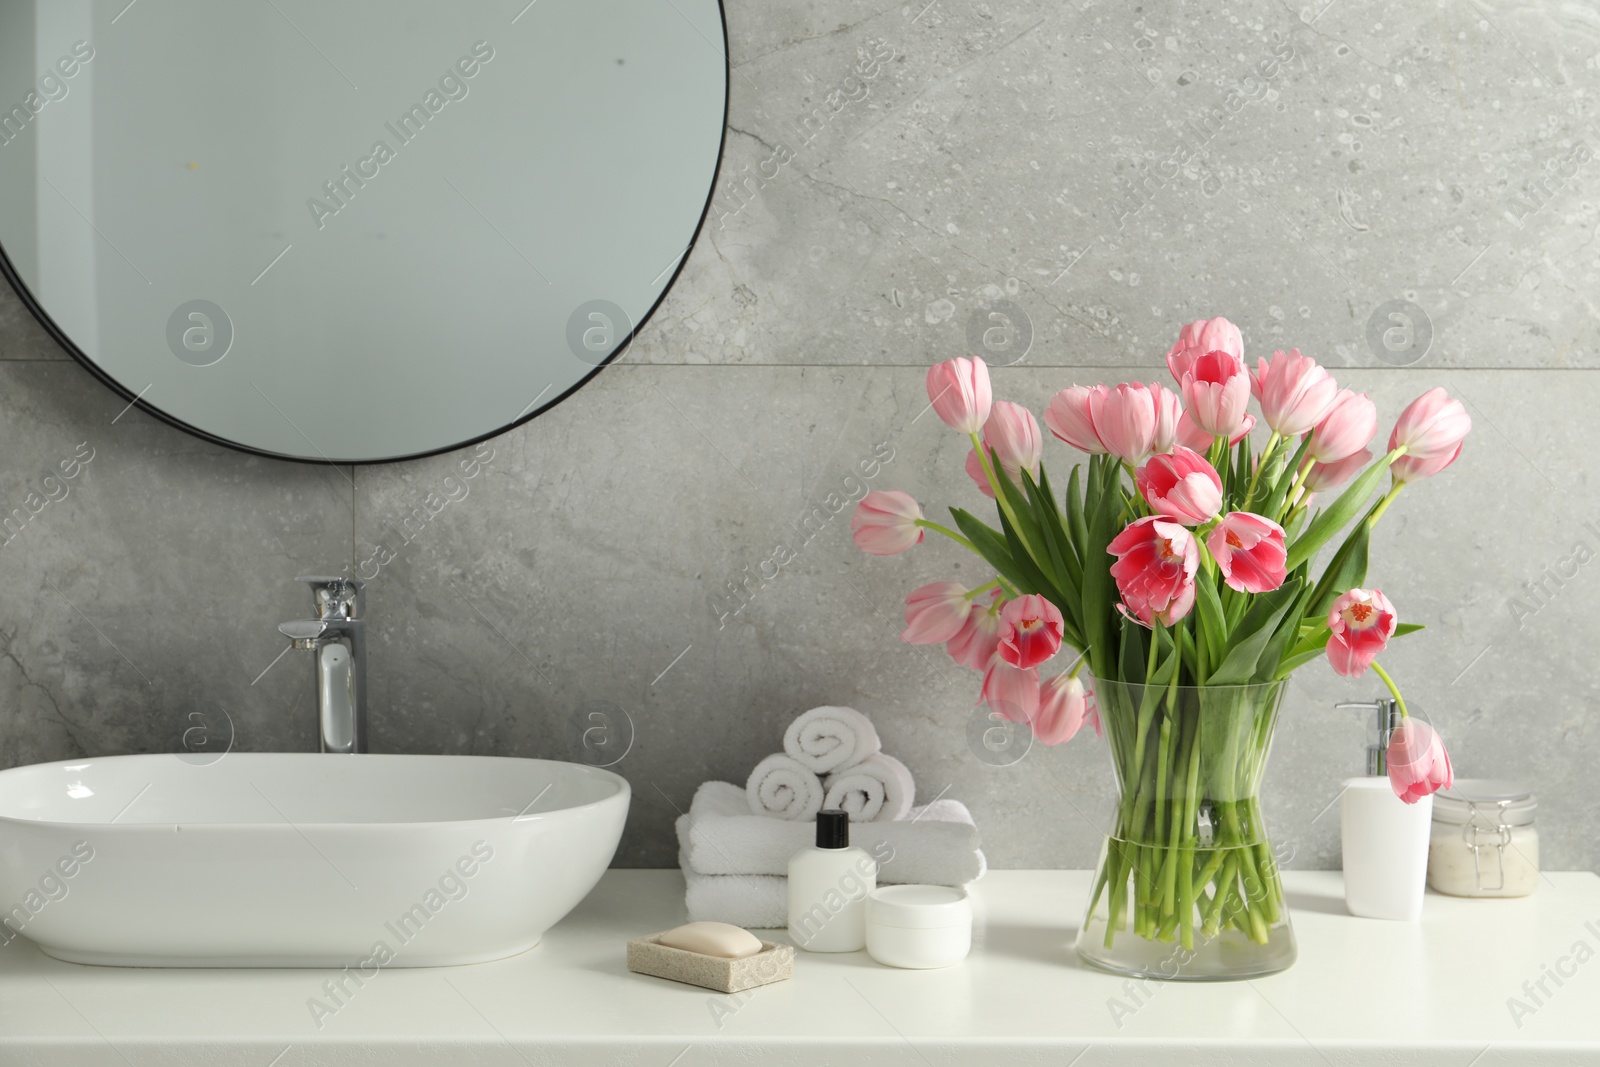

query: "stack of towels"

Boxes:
[677, 705, 986, 928]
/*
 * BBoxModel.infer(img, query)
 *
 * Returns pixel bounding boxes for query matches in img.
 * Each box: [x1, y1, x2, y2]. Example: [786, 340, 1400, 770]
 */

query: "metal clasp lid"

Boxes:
[1459, 800, 1516, 892]
[1433, 781, 1537, 893]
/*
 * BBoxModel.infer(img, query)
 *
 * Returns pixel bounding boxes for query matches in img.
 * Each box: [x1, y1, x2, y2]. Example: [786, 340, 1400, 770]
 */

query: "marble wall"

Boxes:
[1, 0, 1596, 873]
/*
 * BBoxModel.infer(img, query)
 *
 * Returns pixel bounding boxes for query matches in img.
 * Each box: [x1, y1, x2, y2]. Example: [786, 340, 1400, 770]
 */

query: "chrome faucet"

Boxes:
[279, 576, 367, 753]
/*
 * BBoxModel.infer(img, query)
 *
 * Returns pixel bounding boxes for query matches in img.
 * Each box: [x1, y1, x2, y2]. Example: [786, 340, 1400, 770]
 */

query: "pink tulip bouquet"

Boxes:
[851, 316, 1467, 973]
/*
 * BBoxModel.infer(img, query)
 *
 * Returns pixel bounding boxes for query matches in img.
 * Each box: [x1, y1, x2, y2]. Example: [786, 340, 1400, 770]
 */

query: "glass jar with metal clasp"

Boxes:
[1427, 779, 1539, 898]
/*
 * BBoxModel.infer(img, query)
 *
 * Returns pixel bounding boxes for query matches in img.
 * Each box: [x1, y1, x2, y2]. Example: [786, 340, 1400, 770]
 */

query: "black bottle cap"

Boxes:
[816, 808, 850, 849]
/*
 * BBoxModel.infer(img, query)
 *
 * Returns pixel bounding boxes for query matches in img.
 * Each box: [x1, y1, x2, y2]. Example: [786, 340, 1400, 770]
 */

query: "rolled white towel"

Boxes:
[822, 753, 915, 823]
[745, 753, 824, 821]
[782, 705, 881, 775]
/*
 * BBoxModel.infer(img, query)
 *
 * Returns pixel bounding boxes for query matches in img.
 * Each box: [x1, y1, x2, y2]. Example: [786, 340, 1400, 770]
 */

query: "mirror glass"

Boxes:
[0, 0, 726, 462]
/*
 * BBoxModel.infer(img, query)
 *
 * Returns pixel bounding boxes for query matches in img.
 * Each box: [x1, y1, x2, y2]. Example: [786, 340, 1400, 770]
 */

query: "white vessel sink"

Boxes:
[0, 753, 629, 967]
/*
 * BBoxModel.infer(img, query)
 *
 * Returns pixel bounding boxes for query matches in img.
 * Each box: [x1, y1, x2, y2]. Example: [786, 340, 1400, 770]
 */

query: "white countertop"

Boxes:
[2, 869, 1597, 1066]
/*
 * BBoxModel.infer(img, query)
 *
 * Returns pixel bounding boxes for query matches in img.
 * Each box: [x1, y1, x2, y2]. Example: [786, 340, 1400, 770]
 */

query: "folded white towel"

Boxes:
[681, 781, 984, 886]
[679, 850, 787, 928]
[745, 753, 824, 821]
[822, 752, 915, 823]
[782, 705, 881, 775]
[681, 853, 990, 928]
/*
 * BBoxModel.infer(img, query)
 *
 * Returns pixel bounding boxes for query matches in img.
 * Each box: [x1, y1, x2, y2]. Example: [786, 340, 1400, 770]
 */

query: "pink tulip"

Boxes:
[982, 658, 1040, 724]
[1389, 387, 1471, 461]
[1308, 390, 1377, 463]
[1180, 350, 1252, 438]
[850, 490, 924, 556]
[1386, 718, 1454, 804]
[947, 591, 1003, 670]
[1089, 383, 1159, 464]
[1301, 449, 1372, 493]
[901, 582, 975, 645]
[1390, 442, 1463, 484]
[1175, 409, 1255, 452]
[984, 401, 1043, 483]
[926, 356, 993, 435]
[1206, 512, 1288, 594]
[1325, 587, 1397, 678]
[1136, 447, 1223, 526]
[1044, 385, 1108, 454]
[1166, 317, 1244, 383]
[965, 401, 1044, 498]
[997, 594, 1065, 670]
[1252, 349, 1339, 436]
[1108, 517, 1198, 625]
[1033, 672, 1094, 746]
[1149, 383, 1184, 454]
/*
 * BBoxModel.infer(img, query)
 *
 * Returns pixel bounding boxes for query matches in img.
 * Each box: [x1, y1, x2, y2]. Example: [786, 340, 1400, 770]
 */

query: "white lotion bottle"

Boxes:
[1339, 699, 1433, 920]
[788, 809, 876, 952]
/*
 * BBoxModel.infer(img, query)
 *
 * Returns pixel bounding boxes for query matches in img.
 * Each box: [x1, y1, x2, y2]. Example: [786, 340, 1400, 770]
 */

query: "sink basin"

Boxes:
[0, 753, 630, 967]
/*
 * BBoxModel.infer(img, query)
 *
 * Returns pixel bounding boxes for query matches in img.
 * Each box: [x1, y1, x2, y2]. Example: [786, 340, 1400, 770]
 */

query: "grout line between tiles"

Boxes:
[349, 465, 357, 575]
[604, 362, 1600, 373]
[0, 357, 1594, 374]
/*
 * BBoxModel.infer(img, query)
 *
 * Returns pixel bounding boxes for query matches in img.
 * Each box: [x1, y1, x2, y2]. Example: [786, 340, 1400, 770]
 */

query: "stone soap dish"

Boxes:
[626, 931, 794, 993]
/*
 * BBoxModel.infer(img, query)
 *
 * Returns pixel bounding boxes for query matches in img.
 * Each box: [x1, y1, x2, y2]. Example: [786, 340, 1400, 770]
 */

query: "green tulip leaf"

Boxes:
[1273, 645, 1328, 679]
[950, 508, 1030, 592]
[1195, 573, 1228, 648]
[1285, 455, 1393, 571]
[1208, 578, 1303, 686]
[1065, 464, 1089, 558]
[1308, 521, 1371, 618]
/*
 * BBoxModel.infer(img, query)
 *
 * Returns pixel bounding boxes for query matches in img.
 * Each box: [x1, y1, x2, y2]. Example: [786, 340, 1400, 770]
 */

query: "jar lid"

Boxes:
[866, 885, 971, 930]
[1433, 779, 1537, 826]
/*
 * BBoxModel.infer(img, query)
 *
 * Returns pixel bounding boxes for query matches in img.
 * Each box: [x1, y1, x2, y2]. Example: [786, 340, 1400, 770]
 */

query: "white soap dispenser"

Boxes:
[1339, 698, 1433, 920]
[788, 808, 876, 952]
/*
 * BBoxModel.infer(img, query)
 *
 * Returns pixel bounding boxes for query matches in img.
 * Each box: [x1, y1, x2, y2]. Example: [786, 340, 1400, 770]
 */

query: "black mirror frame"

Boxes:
[0, 2, 729, 466]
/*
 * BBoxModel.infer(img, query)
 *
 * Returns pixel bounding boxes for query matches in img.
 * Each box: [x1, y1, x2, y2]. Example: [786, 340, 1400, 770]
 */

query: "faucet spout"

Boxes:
[280, 578, 367, 754]
[316, 639, 358, 753]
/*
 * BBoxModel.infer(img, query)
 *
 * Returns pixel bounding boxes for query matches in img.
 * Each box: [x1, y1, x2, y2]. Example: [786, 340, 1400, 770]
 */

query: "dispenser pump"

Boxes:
[1337, 698, 1401, 775]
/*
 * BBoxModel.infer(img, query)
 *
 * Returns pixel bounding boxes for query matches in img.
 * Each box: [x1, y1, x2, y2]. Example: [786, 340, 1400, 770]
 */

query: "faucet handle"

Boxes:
[278, 619, 327, 650]
[295, 575, 364, 620]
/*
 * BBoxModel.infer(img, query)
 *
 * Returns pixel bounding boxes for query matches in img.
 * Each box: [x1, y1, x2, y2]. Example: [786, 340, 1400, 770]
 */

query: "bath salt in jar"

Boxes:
[1427, 779, 1539, 898]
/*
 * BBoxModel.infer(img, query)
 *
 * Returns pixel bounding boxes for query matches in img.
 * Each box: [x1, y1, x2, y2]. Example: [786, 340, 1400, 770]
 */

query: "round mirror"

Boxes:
[0, 0, 726, 462]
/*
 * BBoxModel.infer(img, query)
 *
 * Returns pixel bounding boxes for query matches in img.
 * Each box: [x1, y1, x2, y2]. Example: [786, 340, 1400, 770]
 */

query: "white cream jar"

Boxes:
[1428, 779, 1539, 898]
[865, 885, 972, 969]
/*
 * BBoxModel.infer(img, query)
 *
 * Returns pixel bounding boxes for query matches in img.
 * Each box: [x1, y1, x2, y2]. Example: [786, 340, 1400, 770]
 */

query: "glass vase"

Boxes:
[1075, 679, 1297, 980]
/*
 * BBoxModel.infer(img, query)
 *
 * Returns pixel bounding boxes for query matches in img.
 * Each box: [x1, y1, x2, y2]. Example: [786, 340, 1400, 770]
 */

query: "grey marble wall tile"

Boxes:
[354, 361, 1598, 872]
[0, 0, 1593, 882]
[630, 0, 1600, 369]
[0, 361, 352, 766]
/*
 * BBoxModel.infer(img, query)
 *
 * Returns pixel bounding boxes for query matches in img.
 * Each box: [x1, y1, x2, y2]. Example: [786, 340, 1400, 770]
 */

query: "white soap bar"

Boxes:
[656, 921, 763, 959]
